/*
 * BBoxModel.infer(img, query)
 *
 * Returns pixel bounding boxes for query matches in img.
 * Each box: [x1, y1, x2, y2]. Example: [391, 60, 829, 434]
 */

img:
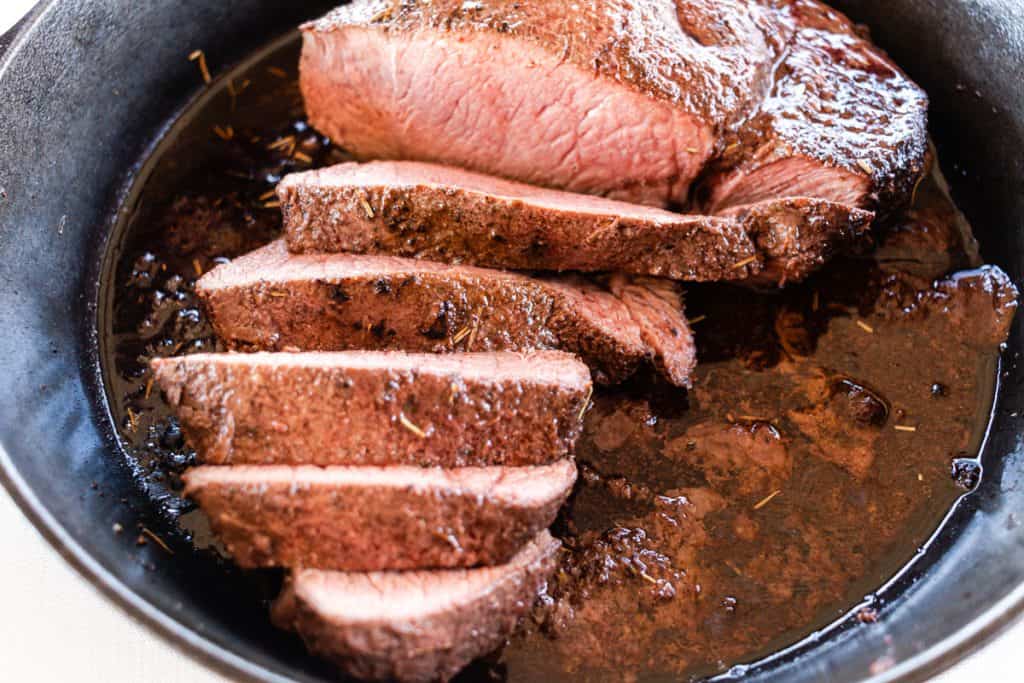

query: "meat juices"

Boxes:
[278, 161, 872, 283]
[196, 240, 695, 386]
[272, 531, 561, 683]
[183, 460, 576, 571]
[525, 264, 1017, 680]
[299, 0, 926, 209]
[152, 350, 591, 467]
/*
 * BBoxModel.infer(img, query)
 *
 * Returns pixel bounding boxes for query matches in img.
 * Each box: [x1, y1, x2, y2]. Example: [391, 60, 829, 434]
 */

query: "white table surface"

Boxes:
[0, 2, 1020, 681]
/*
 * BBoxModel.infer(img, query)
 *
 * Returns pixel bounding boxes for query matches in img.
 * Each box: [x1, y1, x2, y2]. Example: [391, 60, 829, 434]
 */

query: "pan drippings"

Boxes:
[100, 37, 1015, 682]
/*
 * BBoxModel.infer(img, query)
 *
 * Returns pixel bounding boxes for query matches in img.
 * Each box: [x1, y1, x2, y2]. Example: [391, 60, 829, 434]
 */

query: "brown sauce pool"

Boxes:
[99, 35, 1016, 681]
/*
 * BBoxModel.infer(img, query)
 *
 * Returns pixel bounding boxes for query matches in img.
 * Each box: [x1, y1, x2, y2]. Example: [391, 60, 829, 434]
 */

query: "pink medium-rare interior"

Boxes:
[196, 239, 542, 290]
[158, 350, 592, 388]
[194, 241, 655, 357]
[301, 26, 712, 206]
[705, 156, 870, 212]
[290, 531, 558, 623]
[283, 161, 698, 224]
[184, 460, 579, 506]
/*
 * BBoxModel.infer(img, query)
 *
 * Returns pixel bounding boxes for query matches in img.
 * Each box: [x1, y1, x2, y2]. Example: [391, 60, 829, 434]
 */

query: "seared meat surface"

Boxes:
[718, 196, 874, 285]
[152, 350, 591, 467]
[300, 0, 926, 211]
[702, 1, 929, 213]
[196, 240, 696, 386]
[183, 460, 576, 571]
[279, 161, 871, 283]
[301, 0, 779, 206]
[279, 160, 758, 280]
[272, 532, 560, 683]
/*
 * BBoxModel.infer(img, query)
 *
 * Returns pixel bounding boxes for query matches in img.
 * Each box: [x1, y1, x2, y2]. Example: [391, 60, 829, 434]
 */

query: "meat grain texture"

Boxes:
[272, 531, 561, 683]
[183, 460, 577, 571]
[196, 240, 695, 386]
[152, 350, 591, 467]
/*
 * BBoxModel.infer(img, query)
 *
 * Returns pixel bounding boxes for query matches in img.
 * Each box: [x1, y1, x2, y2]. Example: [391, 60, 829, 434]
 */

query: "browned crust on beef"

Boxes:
[703, 1, 929, 212]
[271, 532, 560, 683]
[183, 461, 576, 571]
[718, 197, 875, 286]
[278, 162, 760, 282]
[151, 350, 591, 467]
[278, 163, 871, 286]
[195, 240, 694, 386]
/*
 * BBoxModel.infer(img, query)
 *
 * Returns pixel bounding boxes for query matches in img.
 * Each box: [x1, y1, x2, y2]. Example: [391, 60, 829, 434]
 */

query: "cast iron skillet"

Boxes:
[0, 2, 1022, 681]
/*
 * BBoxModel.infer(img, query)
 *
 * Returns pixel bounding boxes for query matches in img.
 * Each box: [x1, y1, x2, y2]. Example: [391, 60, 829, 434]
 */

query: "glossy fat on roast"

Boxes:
[299, 0, 781, 206]
[278, 161, 871, 283]
[702, 2, 929, 212]
[151, 350, 591, 467]
[195, 240, 695, 386]
[271, 531, 560, 683]
[182, 460, 576, 571]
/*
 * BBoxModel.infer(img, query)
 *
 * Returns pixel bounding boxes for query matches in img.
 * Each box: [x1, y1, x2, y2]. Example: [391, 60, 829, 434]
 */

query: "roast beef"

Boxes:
[701, 2, 929, 212]
[608, 275, 696, 384]
[195, 240, 695, 386]
[152, 350, 591, 467]
[183, 460, 576, 570]
[718, 197, 874, 285]
[278, 161, 869, 283]
[279, 161, 758, 281]
[271, 531, 560, 683]
[299, 0, 926, 212]
[299, 0, 783, 206]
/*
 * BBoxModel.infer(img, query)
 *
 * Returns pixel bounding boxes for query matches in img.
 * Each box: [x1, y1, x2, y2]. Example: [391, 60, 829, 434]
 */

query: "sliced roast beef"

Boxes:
[299, 0, 785, 206]
[718, 197, 874, 285]
[300, 1, 926, 214]
[279, 161, 874, 286]
[195, 240, 695, 386]
[607, 275, 697, 383]
[152, 350, 590, 467]
[279, 161, 759, 281]
[271, 531, 559, 683]
[702, 3, 929, 212]
[183, 460, 576, 570]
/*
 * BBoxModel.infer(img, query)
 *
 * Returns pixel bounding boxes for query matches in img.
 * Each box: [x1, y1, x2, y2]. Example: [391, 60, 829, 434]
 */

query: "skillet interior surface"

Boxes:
[0, 1, 1022, 682]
